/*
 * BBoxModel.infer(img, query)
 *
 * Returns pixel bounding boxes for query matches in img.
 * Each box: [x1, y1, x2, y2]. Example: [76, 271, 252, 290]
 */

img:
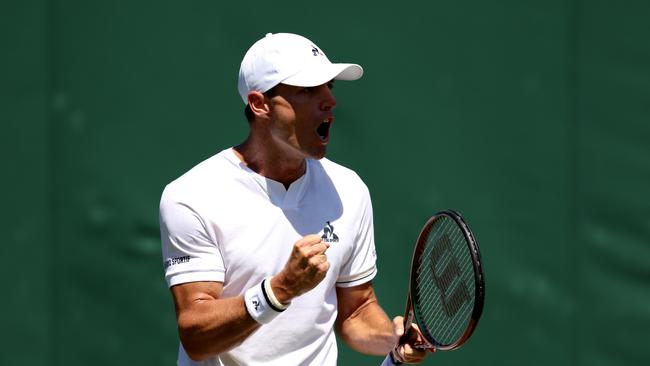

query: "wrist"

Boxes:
[244, 277, 290, 324]
[264, 276, 291, 310]
[390, 348, 405, 365]
[269, 274, 294, 304]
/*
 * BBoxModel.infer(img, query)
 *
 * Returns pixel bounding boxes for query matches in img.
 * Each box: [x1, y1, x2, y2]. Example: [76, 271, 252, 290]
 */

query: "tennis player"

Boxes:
[159, 32, 429, 365]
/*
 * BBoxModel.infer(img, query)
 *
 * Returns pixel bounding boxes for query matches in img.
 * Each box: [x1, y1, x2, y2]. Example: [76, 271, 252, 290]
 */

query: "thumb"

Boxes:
[392, 316, 405, 338]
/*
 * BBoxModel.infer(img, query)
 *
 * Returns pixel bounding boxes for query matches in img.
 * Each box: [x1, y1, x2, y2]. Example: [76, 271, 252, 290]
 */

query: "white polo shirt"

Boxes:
[160, 148, 377, 366]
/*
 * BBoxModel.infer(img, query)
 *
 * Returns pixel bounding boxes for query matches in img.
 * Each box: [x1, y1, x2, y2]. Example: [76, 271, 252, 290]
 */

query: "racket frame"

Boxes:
[402, 210, 485, 351]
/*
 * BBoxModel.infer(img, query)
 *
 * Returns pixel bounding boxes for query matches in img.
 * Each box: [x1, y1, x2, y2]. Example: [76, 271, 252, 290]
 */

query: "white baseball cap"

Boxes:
[237, 33, 364, 104]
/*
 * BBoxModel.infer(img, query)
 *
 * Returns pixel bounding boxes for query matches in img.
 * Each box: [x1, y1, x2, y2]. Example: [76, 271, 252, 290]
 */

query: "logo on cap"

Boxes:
[311, 45, 323, 57]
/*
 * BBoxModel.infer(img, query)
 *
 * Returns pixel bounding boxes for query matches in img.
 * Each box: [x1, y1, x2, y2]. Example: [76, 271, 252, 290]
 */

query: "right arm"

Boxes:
[171, 281, 258, 361]
[170, 234, 330, 361]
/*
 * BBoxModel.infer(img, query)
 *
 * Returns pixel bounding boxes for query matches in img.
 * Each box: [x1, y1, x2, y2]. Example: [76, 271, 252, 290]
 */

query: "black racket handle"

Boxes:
[399, 324, 433, 349]
[399, 321, 436, 350]
[398, 326, 416, 346]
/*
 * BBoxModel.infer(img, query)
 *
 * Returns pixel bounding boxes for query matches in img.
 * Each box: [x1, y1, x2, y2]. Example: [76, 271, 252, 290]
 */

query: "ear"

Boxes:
[247, 91, 270, 119]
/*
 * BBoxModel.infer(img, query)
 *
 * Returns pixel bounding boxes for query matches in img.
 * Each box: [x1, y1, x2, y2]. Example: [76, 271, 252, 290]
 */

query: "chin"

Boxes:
[308, 148, 327, 160]
[310, 153, 326, 160]
[296, 141, 327, 160]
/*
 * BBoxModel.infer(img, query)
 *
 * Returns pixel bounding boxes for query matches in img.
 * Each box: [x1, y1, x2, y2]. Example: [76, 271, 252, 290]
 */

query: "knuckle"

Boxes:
[321, 261, 330, 272]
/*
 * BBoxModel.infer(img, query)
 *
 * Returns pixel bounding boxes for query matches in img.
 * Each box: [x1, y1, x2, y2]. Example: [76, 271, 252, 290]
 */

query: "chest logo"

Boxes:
[321, 221, 339, 243]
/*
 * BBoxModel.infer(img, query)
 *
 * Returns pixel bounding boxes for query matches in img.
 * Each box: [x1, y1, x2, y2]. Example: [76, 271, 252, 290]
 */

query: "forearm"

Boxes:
[172, 234, 331, 361]
[177, 295, 260, 361]
[337, 299, 397, 355]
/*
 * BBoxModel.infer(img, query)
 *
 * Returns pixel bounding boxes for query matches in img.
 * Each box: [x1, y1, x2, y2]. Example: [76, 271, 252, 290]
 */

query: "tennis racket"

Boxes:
[384, 210, 485, 365]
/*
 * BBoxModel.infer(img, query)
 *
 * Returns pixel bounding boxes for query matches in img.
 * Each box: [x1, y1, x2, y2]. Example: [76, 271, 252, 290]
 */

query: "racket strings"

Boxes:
[413, 217, 475, 346]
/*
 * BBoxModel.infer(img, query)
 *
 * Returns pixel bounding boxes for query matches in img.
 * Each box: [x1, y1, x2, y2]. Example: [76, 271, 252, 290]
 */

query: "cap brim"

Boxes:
[282, 63, 363, 87]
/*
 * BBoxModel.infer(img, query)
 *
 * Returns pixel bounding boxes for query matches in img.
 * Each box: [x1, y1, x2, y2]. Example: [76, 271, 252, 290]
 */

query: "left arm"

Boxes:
[335, 281, 396, 355]
[336, 282, 431, 364]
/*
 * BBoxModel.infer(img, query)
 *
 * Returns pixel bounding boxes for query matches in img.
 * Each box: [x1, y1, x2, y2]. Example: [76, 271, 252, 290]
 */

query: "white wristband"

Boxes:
[244, 278, 287, 324]
[264, 276, 290, 310]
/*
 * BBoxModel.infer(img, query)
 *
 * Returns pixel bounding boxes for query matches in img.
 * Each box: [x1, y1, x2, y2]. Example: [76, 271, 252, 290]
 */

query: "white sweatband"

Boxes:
[263, 276, 290, 310]
[244, 278, 287, 324]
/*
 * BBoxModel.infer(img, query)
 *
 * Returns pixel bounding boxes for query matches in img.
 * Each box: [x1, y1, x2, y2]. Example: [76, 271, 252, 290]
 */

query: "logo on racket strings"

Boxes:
[430, 234, 471, 317]
[321, 221, 339, 243]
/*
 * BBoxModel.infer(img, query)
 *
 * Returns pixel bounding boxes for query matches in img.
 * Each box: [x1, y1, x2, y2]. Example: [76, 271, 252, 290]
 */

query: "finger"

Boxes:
[408, 323, 433, 348]
[410, 323, 425, 342]
[320, 251, 328, 262]
[400, 343, 428, 363]
[392, 316, 405, 338]
[318, 258, 330, 273]
[306, 243, 330, 256]
[305, 254, 329, 276]
[296, 234, 323, 247]
[310, 252, 328, 264]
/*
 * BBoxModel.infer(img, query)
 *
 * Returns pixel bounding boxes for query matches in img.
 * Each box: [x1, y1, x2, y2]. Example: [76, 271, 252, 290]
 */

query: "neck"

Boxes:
[233, 134, 307, 189]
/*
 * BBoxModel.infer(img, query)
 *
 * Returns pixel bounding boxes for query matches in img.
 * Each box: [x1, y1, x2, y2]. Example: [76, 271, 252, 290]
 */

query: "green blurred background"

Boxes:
[2, 0, 649, 365]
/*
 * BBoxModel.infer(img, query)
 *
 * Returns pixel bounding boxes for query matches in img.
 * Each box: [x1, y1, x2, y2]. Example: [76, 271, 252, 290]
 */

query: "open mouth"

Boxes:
[316, 120, 331, 141]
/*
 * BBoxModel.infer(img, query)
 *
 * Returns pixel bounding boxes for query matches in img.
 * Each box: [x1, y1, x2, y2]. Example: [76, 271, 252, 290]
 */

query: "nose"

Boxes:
[320, 86, 337, 111]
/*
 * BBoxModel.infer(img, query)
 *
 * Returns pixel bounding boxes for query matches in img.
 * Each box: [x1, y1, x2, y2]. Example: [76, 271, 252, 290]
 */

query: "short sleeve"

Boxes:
[159, 187, 225, 287]
[336, 184, 377, 288]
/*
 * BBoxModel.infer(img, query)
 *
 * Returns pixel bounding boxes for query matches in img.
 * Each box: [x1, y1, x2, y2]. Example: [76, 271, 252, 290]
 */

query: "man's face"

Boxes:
[266, 81, 337, 160]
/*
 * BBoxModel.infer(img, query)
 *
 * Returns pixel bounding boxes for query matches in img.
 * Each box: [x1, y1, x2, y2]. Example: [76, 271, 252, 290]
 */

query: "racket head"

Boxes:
[407, 210, 485, 351]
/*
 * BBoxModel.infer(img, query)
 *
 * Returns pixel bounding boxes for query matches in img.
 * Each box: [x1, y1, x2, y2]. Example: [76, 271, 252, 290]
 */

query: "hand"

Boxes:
[271, 234, 330, 302]
[391, 316, 434, 364]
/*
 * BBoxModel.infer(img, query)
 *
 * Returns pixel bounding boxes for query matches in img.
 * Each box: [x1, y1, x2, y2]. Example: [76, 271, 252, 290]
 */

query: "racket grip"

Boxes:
[398, 330, 412, 346]
[399, 324, 419, 347]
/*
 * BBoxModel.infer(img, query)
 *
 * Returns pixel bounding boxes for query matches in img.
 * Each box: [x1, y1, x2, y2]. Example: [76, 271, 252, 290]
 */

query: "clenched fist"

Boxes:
[270, 234, 330, 304]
